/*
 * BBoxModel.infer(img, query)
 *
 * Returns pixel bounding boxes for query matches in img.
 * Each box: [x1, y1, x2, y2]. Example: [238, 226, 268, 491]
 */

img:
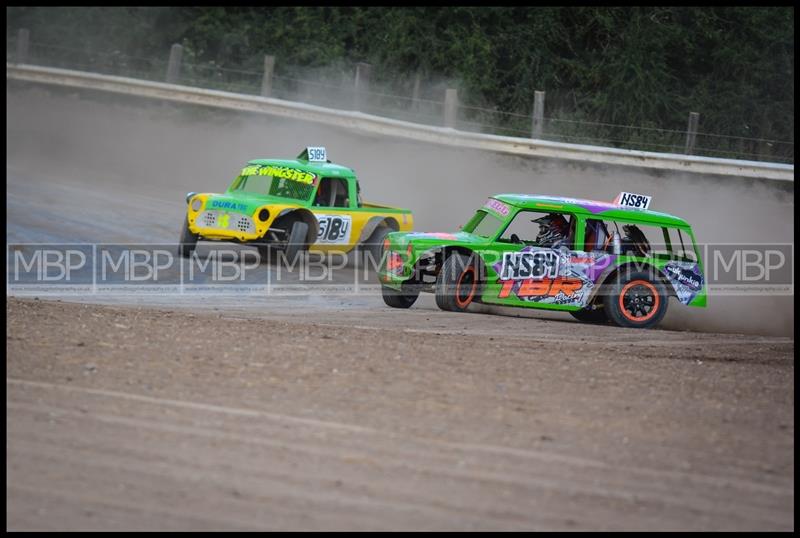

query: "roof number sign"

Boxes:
[615, 192, 652, 210]
[307, 146, 327, 162]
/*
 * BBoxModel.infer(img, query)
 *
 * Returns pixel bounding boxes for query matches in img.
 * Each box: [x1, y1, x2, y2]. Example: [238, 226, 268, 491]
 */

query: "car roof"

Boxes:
[492, 194, 691, 228]
[247, 158, 356, 177]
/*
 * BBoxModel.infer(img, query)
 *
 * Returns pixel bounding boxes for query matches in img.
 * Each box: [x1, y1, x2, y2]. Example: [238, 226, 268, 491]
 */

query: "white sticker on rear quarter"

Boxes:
[314, 214, 352, 244]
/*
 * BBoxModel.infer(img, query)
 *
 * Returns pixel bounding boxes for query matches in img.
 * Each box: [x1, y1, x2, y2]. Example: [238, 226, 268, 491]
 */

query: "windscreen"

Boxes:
[463, 210, 504, 239]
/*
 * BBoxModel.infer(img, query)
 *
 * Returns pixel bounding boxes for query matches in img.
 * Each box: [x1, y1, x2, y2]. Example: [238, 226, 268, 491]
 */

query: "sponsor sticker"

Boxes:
[484, 198, 510, 217]
[242, 165, 316, 185]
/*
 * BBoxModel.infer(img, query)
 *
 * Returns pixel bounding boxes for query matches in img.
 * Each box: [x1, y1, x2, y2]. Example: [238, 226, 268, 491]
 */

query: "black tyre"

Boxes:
[603, 270, 668, 329]
[178, 218, 198, 258]
[255, 241, 272, 264]
[381, 283, 420, 308]
[361, 225, 393, 270]
[283, 220, 309, 263]
[435, 252, 480, 313]
[569, 305, 609, 324]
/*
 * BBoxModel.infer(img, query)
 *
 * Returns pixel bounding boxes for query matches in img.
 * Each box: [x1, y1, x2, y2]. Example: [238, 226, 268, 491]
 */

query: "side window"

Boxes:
[583, 219, 611, 252]
[314, 177, 350, 208]
[611, 222, 670, 258]
[499, 211, 573, 249]
[675, 229, 698, 262]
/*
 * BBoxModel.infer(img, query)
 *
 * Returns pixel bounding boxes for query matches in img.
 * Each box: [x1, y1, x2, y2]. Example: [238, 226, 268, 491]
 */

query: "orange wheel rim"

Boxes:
[455, 265, 476, 308]
[618, 280, 660, 322]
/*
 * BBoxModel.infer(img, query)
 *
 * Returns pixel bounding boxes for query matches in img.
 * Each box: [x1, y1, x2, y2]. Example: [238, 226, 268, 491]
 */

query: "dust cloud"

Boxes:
[6, 82, 794, 336]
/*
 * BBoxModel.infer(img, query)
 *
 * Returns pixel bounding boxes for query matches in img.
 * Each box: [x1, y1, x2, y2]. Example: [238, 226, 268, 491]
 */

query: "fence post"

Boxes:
[444, 88, 458, 128]
[261, 55, 275, 97]
[354, 62, 371, 111]
[16, 28, 30, 64]
[685, 111, 699, 154]
[531, 90, 545, 139]
[756, 116, 771, 161]
[165, 44, 183, 84]
[411, 73, 422, 111]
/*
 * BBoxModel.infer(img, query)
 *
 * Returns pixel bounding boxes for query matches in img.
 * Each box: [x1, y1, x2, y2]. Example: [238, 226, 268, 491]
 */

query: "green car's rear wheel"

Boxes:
[603, 270, 668, 329]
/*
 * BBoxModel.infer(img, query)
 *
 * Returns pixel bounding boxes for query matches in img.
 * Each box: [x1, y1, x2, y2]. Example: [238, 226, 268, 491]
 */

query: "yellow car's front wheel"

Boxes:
[178, 218, 198, 258]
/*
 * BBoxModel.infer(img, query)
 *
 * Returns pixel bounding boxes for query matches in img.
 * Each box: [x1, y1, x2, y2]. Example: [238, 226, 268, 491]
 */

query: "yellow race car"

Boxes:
[179, 147, 413, 263]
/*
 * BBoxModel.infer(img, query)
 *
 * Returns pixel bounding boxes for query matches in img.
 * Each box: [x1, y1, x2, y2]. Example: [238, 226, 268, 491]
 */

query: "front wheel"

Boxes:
[178, 218, 198, 258]
[435, 252, 480, 312]
[283, 220, 309, 263]
[603, 271, 668, 329]
[381, 283, 420, 309]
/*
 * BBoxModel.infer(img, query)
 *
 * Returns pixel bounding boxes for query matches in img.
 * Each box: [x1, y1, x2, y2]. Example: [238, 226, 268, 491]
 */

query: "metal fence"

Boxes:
[7, 31, 794, 164]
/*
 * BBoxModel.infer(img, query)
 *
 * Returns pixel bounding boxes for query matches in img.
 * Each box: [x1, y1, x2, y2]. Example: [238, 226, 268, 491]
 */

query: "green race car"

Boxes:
[378, 192, 706, 329]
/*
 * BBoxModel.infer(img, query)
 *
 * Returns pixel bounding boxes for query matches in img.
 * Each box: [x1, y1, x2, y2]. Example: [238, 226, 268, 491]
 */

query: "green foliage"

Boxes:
[7, 6, 794, 161]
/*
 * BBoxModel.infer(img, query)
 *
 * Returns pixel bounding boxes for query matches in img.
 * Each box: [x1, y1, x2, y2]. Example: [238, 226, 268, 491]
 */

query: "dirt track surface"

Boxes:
[6, 297, 794, 531]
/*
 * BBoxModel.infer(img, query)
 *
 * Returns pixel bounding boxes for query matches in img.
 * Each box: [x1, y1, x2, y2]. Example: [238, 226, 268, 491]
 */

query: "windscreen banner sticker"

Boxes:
[483, 199, 510, 217]
[241, 165, 316, 185]
[314, 214, 352, 244]
[493, 246, 615, 306]
[663, 261, 704, 304]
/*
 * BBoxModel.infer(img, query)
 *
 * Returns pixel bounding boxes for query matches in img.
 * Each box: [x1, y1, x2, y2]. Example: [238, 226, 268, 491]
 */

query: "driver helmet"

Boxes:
[534, 213, 569, 247]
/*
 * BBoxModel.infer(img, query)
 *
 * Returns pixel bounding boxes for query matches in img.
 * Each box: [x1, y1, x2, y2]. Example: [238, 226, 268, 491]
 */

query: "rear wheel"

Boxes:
[435, 252, 480, 313]
[178, 218, 198, 258]
[381, 283, 420, 308]
[604, 270, 668, 329]
[361, 225, 393, 270]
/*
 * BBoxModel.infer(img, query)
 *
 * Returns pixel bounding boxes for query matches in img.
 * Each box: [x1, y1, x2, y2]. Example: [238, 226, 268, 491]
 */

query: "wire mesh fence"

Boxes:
[7, 34, 794, 165]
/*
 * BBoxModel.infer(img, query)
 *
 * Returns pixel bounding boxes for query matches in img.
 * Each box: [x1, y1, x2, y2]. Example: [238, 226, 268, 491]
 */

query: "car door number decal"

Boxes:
[499, 251, 560, 280]
[315, 214, 352, 244]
